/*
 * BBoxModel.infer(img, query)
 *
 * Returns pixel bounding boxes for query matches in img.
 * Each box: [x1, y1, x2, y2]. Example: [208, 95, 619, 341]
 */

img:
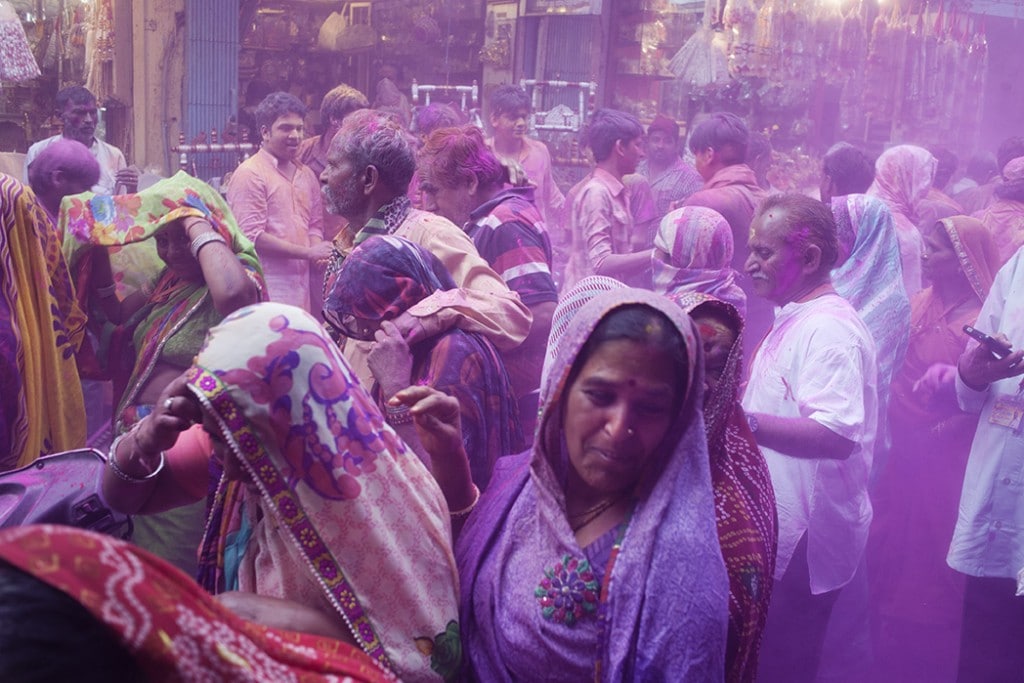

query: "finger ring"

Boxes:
[164, 397, 174, 411]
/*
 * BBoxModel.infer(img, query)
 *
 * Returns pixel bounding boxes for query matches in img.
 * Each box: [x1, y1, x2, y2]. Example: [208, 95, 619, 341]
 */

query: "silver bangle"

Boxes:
[190, 231, 227, 259]
[97, 283, 117, 298]
[108, 432, 165, 483]
[450, 484, 480, 518]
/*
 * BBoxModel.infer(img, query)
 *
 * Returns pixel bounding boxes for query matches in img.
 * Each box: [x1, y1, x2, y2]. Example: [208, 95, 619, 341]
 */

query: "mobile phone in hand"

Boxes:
[963, 325, 1014, 359]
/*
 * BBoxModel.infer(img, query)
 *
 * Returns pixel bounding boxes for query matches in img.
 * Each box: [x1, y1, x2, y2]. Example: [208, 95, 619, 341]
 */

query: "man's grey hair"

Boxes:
[756, 193, 840, 273]
[332, 109, 416, 194]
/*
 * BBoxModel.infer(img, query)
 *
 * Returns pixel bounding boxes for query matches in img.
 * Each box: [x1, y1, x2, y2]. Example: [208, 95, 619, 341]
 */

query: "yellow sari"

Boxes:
[0, 174, 86, 469]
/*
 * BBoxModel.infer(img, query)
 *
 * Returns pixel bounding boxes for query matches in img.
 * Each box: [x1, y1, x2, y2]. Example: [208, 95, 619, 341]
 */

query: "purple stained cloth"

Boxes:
[866, 145, 936, 296]
[539, 275, 625, 389]
[457, 287, 729, 682]
[830, 194, 911, 468]
[652, 205, 747, 318]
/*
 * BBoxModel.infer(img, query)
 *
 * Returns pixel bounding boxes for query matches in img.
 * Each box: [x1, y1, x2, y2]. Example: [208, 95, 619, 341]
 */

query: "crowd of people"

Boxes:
[1, 78, 1024, 683]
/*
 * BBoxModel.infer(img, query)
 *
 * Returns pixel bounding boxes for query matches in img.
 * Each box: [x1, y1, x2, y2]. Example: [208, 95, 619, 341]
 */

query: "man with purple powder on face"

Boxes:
[741, 193, 878, 683]
[25, 86, 137, 195]
[417, 124, 558, 433]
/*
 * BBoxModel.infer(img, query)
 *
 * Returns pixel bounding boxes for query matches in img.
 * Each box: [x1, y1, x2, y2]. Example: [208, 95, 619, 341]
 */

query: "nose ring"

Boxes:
[627, 427, 635, 436]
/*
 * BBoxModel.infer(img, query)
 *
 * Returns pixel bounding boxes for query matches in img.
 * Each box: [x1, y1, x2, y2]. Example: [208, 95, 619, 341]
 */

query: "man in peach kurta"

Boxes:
[228, 92, 332, 311]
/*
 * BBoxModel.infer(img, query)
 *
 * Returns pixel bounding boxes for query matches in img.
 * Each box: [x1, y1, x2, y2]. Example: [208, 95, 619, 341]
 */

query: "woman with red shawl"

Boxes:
[672, 290, 778, 683]
[0, 524, 391, 682]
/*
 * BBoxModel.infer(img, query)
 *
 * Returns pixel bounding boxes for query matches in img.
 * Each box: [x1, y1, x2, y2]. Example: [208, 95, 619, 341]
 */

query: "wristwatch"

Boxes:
[746, 412, 759, 435]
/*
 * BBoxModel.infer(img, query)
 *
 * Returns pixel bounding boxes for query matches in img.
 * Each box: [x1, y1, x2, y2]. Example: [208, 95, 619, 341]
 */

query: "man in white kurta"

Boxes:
[741, 193, 877, 683]
[949, 245, 1024, 681]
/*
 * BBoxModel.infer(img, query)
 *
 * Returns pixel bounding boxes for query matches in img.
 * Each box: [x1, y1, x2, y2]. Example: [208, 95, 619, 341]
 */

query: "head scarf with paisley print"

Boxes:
[187, 302, 460, 683]
[652, 206, 747, 317]
[60, 171, 266, 435]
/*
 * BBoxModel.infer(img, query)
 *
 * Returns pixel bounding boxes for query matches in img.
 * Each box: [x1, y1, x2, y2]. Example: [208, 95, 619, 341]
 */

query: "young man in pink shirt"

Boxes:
[564, 108, 651, 290]
[227, 92, 333, 311]
[486, 85, 564, 227]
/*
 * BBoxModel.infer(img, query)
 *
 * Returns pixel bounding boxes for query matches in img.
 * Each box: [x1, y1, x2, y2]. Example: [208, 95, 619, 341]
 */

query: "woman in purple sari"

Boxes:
[454, 287, 729, 681]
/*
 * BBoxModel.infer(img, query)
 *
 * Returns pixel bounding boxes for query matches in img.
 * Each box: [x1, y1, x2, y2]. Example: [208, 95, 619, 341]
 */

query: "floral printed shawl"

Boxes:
[652, 206, 746, 317]
[0, 174, 87, 469]
[325, 235, 523, 486]
[457, 288, 729, 682]
[831, 194, 911, 465]
[670, 291, 777, 683]
[187, 303, 460, 683]
[0, 524, 393, 682]
[60, 171, 265, 433]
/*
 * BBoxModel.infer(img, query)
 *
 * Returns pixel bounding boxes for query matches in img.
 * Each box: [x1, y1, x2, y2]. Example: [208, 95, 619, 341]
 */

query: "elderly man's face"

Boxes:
[60, 98, 98, 146]
[320, 135, 367, 221]
[745, 208, 808, 305]
[418, 168, 476, 228]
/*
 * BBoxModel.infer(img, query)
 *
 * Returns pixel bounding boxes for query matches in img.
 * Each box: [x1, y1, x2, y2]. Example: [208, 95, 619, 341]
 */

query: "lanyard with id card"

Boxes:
[990, 377, 1024, 434]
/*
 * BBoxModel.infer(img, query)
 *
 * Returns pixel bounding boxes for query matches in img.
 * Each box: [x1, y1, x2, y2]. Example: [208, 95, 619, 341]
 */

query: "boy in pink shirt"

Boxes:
[486, 85, 564, 228]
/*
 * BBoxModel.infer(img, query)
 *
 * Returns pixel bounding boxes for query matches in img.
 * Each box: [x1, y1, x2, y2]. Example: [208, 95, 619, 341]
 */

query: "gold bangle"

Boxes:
[450, 484, 480, 518]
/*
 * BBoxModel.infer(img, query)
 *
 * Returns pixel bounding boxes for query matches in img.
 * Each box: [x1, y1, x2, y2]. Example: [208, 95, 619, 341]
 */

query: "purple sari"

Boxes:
[457, 287, 729, 681]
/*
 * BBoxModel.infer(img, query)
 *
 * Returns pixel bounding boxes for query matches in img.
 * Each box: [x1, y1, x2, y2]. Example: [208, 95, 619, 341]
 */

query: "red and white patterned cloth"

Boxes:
[0, 524, 393, 682]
